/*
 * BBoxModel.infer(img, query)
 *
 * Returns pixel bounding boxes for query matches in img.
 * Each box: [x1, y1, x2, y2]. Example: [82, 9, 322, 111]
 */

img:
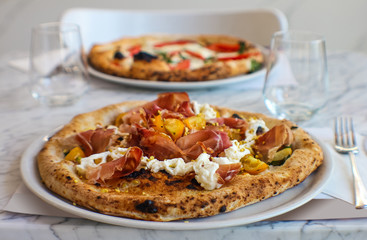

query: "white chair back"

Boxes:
[60, 8, 288, 51]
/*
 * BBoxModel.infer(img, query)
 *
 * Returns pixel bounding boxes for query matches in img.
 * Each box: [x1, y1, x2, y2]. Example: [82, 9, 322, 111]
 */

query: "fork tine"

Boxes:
[344, 117, 351, 147]
[350, 117, 357, 147]
[334, 117, 341, 146]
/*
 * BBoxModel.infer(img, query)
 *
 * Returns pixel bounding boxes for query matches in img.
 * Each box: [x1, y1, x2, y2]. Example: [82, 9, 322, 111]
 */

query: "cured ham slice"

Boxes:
[86, 147, 143, 183]
[176, 130, 232, 160]
[216, 163, 241, 184]
[138, 128, 185, 160]
[154, 92, 194, 117]
[253, 124, 294, 162]
[155, 92, 190, 111]
[119, 92, 194, 126]
[76, 128, 115, 157]
[209, 117, 249, 133]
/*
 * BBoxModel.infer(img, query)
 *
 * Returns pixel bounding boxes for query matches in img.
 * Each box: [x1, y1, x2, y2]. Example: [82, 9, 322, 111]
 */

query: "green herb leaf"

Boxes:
[238, 41, 246, 54]
[250, 59, 262, 73]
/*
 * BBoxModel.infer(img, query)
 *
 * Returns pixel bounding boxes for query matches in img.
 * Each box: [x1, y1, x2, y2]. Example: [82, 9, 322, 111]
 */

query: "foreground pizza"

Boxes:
[37, 92, 323, 221]
[88, 34, 264, 82]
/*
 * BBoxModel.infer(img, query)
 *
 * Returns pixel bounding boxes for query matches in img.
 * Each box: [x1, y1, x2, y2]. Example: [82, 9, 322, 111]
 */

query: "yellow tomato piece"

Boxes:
[164, 118, 185, 141]
[183, 115, 206, 130]
[272, 147, 292, 162]
[151, 114, 166, 133]
[65, 147, 85, 162]
[241, 156, 268, 175]
[115, 112, 126, 126]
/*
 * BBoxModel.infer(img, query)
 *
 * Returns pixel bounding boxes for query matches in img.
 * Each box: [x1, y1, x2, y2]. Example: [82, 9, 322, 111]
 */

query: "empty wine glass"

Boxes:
[263, 30, 329, 123]
[29, 22, 89, 106]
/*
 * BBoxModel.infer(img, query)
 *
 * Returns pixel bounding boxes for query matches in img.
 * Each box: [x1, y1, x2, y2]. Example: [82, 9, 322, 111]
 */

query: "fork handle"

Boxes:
[349, 152, 367, 209]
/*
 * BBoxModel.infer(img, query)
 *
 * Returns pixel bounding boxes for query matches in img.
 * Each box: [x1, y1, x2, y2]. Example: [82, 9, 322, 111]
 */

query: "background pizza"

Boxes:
[88, 35, 264, 82]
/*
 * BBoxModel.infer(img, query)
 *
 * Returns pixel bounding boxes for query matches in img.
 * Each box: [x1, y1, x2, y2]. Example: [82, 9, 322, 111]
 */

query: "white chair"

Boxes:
[60, 8, 288, 52]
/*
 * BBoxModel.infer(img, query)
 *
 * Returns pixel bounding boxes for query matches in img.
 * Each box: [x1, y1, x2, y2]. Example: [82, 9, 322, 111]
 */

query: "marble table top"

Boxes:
[1, 50, 367, 239]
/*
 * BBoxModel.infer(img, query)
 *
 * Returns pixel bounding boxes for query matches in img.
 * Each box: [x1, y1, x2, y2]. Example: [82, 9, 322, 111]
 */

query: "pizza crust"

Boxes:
[37, 101, 323, 221]
[88, 34, 264, 82]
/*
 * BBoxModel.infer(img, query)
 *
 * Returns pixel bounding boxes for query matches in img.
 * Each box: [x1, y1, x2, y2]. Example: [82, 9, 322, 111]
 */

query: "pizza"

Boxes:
[88, 34, 264, 82]
[37, 92, 323, 222]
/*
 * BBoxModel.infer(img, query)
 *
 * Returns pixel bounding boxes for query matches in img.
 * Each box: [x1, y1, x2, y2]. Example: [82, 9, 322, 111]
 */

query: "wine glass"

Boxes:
[29, 22, 89, 106]
[263, 30, 329, 123]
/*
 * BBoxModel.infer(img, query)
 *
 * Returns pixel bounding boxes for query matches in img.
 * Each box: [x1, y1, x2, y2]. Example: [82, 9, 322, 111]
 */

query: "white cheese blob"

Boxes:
[153, 43, 215, 59]
[76, 147, 128, 175]
[145, 157, 194, 176]
[192, 101, 217, 120]
[75, 152, 109, 176]
[244, 118, 269, 145]
[193, 153, 221, 190]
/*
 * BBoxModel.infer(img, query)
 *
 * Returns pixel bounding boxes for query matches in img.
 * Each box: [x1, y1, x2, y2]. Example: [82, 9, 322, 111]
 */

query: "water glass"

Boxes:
[263, 30, 329, 123]
[29, 22, 88, 106]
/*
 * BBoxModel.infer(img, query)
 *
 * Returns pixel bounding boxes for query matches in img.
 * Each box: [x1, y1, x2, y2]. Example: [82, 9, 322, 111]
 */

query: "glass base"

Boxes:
[264, 99, 320, 123]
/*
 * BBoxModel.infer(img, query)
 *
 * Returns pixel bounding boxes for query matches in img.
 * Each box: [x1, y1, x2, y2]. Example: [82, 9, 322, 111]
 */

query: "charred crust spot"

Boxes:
[97, 196, 101, 199]
[210, 198, 217, 203]
[224, 195, 229, 199]
[219, 205, 227, 212]
[201, 201, 209, 208]
[275, 181, 279, 185]
[186, 178, 201, 189]
[160, 170, 172, 178]
[186, 184, 198, 190]
[274, 191, 278, 195]
[135, 200, 158, 213]
[124, 168, 146, 178]
[148, 176, 157, 182]
[191, 178, 200, 186]
[66, 176, 72, 180]
[291, 126, 298, 130]
[165, 179, 183, 186]
[95, 183, 101, 187]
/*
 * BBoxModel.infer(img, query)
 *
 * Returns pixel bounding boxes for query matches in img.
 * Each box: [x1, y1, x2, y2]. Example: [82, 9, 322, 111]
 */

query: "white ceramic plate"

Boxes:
[20, 130, 333, 230]
[88, 66, 266, 90]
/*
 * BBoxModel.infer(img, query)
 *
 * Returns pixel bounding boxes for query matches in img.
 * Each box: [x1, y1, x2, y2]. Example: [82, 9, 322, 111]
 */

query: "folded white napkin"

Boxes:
[307, 128, 367, 205]
[8, 57, 29, 72]
[8, 49, 70, 75]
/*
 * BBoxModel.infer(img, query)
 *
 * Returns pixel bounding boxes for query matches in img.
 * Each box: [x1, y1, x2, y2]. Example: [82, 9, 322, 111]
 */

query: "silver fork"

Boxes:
[334, 116, 367, 209]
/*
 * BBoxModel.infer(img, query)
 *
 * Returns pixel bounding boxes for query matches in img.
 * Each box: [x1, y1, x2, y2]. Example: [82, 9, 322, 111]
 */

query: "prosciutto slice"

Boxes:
[138, 128, 185, 160]
[119, 92, 194, 126]
[176, 130, 232, 160]
[76, 128, 115, 157]
[86, 147, 143, 183]
[254, 124, 294, 162]
[216, 163, 242, 185]
[210, 117, 249, 133]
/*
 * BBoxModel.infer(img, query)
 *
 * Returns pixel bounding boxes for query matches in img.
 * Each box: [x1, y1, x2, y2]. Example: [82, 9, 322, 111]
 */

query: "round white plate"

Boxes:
[21, 130, 333, 230]
[88, 65, 266, 90]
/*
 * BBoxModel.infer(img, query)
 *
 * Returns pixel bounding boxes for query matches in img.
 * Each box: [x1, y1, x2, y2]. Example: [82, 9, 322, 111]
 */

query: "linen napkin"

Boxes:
[8, 49, 70, 75]
[307, 128, 367, 205]
[3, 127, 367, 220]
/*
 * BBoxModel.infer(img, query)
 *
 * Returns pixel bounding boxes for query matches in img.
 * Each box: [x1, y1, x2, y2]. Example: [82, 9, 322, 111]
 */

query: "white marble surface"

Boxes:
[1, 49, 367, 239]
